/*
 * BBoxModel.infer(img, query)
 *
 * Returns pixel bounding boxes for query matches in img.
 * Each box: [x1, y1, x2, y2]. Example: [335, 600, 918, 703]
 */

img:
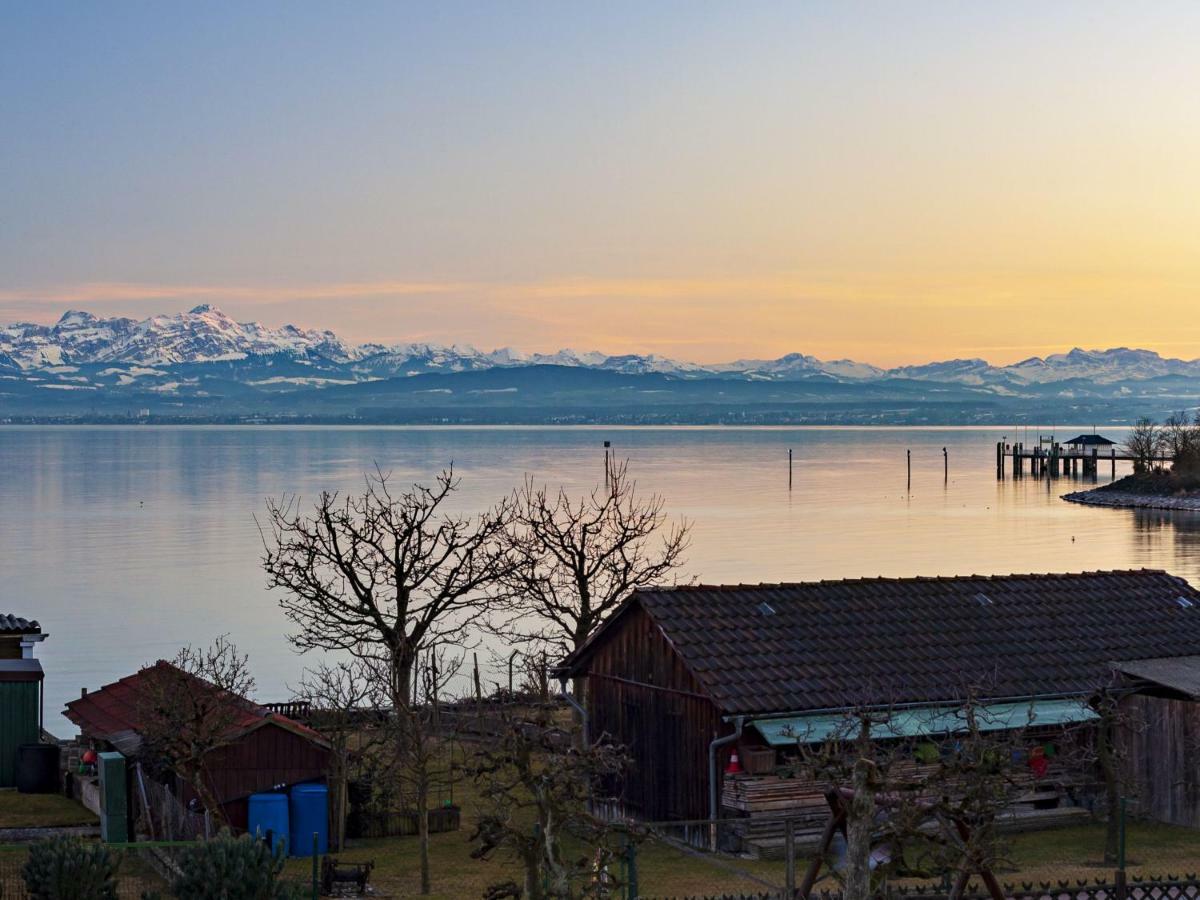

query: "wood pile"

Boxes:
[721, 761, 1087, 858]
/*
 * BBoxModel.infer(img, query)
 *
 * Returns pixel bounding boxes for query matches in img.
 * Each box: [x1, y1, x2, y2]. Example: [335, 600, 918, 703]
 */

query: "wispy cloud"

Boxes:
[0, 280, 465, 306]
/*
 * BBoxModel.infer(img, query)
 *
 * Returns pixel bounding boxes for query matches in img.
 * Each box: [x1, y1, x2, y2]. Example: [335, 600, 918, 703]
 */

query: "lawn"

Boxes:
[285, 811, 1200, 899]
[0, 790, 98, 828]
[279, 733, 1200, 898]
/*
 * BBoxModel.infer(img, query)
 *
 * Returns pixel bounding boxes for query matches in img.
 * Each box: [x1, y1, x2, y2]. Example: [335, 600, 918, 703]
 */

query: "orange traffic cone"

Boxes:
[725, 750, 743, 775]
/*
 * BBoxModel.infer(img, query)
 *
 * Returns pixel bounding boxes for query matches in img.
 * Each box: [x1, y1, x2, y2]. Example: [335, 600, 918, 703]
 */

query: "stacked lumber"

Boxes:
[721, 763, 1085, 859]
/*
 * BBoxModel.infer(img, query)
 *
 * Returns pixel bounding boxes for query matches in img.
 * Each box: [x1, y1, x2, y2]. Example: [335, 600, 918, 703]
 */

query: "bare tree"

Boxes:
[793, 688, 1063, 900]
[260, 466, 513, 720]
[792, 702, 931, 899]
[1124, 418, 1162, 475]
[137, 635, 257, 827]
[1160, 410, 1200, 475]
[469, 711, 631, 900]
[919, 699, 1042, 895]
[292, 656, 390, 851]
[1057, 682, 1149, 866]
[494, 462, 690, 679]
[399, 647, 465, 896]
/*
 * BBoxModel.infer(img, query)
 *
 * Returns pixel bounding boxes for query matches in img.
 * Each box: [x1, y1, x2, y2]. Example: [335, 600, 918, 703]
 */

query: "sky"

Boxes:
[4, 2, 1200, 366]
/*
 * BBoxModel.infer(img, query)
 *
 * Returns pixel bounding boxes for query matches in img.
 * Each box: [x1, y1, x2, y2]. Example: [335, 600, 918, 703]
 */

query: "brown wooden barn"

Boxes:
[65, 661, 331, 832]
[1111, 655, 1200, 828]
[556, 569, 1200, 852]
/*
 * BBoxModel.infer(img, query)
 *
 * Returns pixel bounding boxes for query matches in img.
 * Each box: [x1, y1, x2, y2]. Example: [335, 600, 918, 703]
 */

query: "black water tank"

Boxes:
[15, 743, 60, 794]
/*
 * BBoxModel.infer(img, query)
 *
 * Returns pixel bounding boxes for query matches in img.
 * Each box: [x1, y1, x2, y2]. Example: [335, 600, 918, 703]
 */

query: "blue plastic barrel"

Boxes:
[288, 782, 329, 857]
[247, 792, 290, 856]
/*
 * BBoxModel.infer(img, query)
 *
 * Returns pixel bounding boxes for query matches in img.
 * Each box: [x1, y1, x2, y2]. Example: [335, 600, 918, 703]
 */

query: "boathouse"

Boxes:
[65, 661, 331, 832]
[556, 569, 1200, 850]
[1064, 433, 1116, 449]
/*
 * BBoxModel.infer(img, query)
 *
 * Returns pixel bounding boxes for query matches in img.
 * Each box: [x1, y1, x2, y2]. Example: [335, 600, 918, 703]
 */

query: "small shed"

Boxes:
[1111, 655, 1200, 827]
[65, 661, 331, 831]
[557, 569, 1200, 844]
[0, 615, 47, 787]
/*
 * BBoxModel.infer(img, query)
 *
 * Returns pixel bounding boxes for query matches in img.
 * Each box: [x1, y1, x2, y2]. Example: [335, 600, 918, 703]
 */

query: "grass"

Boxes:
[0, 787, 1192, 898]
[283, 796, 1200, 900]
[0, 790, 98, 828]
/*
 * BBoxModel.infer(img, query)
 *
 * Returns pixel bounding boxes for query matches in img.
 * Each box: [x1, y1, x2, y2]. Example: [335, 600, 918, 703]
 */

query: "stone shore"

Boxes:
[1062, 489, 1200, 512]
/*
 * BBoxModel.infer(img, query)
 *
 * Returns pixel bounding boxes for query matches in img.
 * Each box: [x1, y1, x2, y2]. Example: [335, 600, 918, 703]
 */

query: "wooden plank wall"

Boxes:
[175, 723, 331, 830]
[583, 604, 725, 822]
[1119, 693, 1200, 828]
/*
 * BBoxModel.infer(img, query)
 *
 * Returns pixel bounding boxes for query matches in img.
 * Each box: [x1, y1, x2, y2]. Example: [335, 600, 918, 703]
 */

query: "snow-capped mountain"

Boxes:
[999, 347, 1200, 384]
[0, 305, 354, 368]
[4, 306, 1200, 390]
[714, 353, 883, 381]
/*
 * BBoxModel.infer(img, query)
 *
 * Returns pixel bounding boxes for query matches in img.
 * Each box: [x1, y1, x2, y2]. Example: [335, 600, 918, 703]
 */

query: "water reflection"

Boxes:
[3, 425, 1200, 733]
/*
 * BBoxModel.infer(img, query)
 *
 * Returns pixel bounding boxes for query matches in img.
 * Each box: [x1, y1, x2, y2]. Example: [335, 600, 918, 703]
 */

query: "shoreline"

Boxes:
[1062, 489, 1200, 512]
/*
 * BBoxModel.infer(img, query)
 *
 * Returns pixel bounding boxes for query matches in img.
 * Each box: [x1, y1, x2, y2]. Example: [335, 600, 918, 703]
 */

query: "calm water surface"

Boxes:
[4, 425, 1199, 734]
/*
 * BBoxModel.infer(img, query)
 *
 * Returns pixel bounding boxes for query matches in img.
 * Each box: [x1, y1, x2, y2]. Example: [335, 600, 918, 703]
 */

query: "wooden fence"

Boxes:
[643, 873, 1200, 900]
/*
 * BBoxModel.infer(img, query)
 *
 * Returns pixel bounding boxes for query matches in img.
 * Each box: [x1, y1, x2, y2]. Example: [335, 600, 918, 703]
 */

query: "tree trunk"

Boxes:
[842, 719, 877, 900]
[190, 768, 227, 831]
[335, 762, 348, 852]
[843, 757, 876, 900]
[522, 844, 545, 900]
[1098, 719, 1121, 865]
[418, 776, 431, 895]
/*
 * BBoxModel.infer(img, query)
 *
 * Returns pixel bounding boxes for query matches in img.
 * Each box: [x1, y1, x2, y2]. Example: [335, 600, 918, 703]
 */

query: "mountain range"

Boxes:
[2, 306, 1198, 424]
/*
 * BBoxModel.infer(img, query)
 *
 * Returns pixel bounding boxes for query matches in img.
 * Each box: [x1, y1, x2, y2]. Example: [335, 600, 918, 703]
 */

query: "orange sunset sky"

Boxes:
[4, 2, 1200, 366]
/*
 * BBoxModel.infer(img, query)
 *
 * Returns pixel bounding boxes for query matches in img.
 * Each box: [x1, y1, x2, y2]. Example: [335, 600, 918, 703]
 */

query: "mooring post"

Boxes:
[788, 448, 793, 491]
[943, 446, 948, 482]
[907, 449, 911, 490]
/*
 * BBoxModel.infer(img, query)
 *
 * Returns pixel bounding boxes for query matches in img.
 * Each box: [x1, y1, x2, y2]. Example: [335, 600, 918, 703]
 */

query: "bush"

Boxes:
[170, 830, 301, 900]
[23, 836, 119, 900]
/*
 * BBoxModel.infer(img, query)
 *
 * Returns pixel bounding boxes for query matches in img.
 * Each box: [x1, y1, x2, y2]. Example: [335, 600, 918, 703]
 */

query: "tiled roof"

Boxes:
[64, 660, 328, 748]
[562, 569, 1200, 715]
[0, 615, 40, 634]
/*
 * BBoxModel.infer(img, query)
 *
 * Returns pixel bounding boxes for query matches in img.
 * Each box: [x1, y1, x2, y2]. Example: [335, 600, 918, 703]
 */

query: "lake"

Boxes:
[5, 425, 1199, 735]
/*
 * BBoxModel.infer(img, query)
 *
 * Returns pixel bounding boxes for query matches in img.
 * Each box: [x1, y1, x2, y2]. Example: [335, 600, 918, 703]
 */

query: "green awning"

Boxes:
[751, 698, 1098, 747]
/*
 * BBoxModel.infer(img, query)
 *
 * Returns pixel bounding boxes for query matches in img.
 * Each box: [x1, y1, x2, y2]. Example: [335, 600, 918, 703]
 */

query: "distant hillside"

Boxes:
[2, 306, 1198, 424]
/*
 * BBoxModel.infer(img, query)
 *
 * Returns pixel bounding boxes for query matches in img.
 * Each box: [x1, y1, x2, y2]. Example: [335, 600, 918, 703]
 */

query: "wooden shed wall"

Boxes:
[182, 723, 331, 830]
[582, 604, 725, 822]
[1119, 693, 1200, 828]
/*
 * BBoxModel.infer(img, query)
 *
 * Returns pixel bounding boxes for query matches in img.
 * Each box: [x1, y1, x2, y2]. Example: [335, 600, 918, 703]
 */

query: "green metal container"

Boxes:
[0, 680, 40, 787]
[98, 751, 129, 842]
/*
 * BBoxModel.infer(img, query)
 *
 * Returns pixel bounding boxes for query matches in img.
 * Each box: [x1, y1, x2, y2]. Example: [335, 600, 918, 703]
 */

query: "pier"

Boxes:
[995, 432, 1162, 480]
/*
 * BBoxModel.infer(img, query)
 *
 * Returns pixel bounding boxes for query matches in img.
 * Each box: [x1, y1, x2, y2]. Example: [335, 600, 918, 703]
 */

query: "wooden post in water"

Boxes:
[1112, 447, 1116, 479]
[943, 447, 948, 482]
[788, 448, 793, 491]
[907, 449, 911, 490]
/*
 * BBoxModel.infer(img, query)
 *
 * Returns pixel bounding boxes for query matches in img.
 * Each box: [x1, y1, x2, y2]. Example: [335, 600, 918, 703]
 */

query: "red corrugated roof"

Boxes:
[64, 660, 329, 748]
